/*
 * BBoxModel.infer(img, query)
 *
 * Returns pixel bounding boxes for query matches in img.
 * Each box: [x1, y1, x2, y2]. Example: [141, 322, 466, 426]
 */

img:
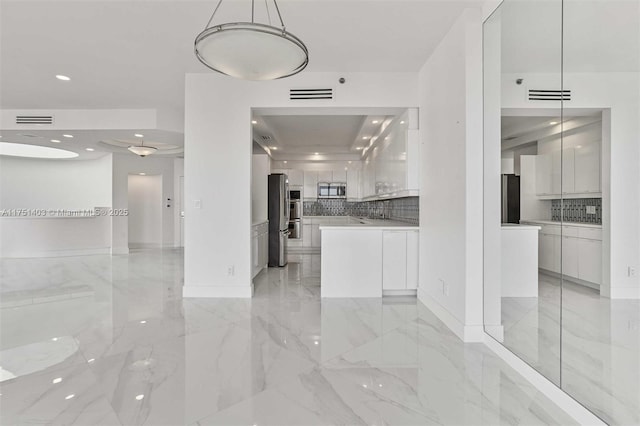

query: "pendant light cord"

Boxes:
[203, 0, 285, 30]
[272, 0, 286, 29]
[204, 0, 225, 30]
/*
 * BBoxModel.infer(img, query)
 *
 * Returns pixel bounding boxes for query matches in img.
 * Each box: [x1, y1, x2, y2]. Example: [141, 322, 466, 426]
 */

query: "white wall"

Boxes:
[184, 72, 418, 298]
[111, 154, 177, 254]
[418, 8, 485, 342]
[0, 155, 112, 210]
[502, 72, 640, 299]
[128, 174, 163, 247]
[251, 153, 269, 224]
[173, 157, 184, 247]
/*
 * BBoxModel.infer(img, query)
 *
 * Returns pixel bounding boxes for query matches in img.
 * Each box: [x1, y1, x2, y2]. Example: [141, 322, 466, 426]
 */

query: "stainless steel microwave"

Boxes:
[317, 182, 347, 199]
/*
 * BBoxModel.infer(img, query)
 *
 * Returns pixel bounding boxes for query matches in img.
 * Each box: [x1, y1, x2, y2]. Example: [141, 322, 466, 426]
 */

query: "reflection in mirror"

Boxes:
[484, 0, 640, 425]
[561, 1, 640, 424]
[483, 0, 564, 387]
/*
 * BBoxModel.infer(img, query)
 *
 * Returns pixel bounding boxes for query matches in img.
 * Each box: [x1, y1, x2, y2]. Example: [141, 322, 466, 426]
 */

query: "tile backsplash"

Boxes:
[551, 198, 601, 224]
[303, 197, 419, 225]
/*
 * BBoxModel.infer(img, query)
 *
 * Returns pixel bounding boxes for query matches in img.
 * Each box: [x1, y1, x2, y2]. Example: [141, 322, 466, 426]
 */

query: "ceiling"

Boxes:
[0, 0, 479, 160]
[253, 114, 393, 160]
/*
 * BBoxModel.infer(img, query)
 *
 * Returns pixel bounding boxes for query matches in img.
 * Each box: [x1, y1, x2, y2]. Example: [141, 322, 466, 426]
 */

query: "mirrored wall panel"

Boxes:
[483, 1, 640, 424]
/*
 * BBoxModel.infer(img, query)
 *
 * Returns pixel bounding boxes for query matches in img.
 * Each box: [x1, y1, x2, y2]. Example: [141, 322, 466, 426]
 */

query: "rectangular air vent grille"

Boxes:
[528, 89, 571, 101]
[290, 88, 333, 100]
[260, 135, 273, 141]
[16, 115, 54, 125]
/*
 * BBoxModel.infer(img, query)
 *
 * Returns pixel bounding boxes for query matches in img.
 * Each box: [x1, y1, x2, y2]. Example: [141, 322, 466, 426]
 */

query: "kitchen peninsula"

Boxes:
[320, 217, 419, 297]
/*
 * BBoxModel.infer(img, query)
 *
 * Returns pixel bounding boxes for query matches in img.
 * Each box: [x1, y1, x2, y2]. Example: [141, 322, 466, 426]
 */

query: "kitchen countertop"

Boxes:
[319, 216, 418, 230]
[501, 224, 541, 231]
[520, 219, 602, 229]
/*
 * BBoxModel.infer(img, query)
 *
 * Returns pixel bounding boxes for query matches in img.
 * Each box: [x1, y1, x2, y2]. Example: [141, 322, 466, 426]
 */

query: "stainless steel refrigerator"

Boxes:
[268, 174, 290, 267]
[501, 174, 521, 224]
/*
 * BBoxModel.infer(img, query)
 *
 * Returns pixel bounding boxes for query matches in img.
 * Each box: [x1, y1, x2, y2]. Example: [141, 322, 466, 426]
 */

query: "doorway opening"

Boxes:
[128, 174, 163, 249]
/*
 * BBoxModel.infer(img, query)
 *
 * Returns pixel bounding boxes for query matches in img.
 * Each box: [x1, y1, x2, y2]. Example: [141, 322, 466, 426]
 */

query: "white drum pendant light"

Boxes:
[195, 0, 309, 80]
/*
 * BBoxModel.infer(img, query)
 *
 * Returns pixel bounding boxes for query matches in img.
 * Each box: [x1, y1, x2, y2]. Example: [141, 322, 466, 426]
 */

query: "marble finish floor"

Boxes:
[500, 274, 640, 425]
[0, 249, 577, 425]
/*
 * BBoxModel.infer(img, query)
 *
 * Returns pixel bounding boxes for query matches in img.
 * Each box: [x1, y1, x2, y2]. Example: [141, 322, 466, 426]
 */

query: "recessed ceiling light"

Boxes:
[549, 121, 558, 125]
[0, 143, 78, 159]
[348, 161, 352, 164]
[283, 161, 287, 164]
[56, 75, 71, 81]
[140, 320, 147, 324]
[400, 121, 405, 124]
[372, 120, 379, 124]
[362, 136, 368, 140]
[355, 147, 363, 150]
[139, 173, 146, 176]
[52, 377, 63, 384]
[134, 134, 144, 138]
[270, 146, 278, 150]
[314, 152, 319, 155]
[87, 359, 95, 363]
[86, 148, 94, 152]
[251, 120, 257, 124]
[51, 139, 61, 143]
[63, 134, 73, 138]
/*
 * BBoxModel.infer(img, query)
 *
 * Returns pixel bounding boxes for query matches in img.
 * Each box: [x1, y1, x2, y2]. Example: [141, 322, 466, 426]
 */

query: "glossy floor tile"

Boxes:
[1, 249, 576, 425]
[500, 274, 640, 426]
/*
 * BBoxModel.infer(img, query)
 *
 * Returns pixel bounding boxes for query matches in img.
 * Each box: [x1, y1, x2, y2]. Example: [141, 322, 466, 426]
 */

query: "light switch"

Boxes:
[194, 200, 202, 209]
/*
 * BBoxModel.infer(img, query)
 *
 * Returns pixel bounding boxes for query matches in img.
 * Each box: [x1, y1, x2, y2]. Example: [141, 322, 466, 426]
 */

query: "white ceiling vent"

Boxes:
[528, 89, 571, 102]
[16, 115, 54, 125]
[290, 88, 333, 100]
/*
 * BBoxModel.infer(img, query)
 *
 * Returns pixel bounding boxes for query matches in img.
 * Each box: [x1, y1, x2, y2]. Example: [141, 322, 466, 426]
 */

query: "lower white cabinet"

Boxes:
[252, 222, 269, 278]
[527, 221, 602, 286]
[311, 224, 321, 248]
[578, 238, 602, 284]
[382, 230, 419, 291]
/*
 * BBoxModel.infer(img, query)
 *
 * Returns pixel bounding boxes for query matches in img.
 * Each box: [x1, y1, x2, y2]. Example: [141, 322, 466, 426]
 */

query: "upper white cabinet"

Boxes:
[574, 144, 601, 193]
[288, 169, 304, 186]
[317, 171, 332, 183]
[303, 171, 318, 199]
[347, 170, 360, 200]
[332, 170, 347, 183]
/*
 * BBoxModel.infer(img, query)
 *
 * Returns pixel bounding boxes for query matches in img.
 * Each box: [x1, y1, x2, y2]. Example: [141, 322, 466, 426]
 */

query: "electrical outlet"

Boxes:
[586, 205, 596, 215]
[194, 200, 202, 209]
[227, 265, 235, 277]
[629, 266, 637, 277]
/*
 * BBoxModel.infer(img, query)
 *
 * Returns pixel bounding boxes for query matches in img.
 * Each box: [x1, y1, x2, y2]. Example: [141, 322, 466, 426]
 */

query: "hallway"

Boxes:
[0, 250, 575, 425]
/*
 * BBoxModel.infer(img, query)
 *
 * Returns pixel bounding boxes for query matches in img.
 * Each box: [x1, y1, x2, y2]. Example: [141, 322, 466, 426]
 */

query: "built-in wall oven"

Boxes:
[288, 189, 302, 239]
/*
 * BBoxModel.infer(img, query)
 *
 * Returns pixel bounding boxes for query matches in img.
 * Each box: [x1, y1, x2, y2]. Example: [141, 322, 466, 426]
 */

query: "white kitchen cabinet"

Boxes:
[406, 230, 419, 289]
[251, 222, 269, 278]
[561, 235, 579, 278]
[332, 170, 347, 182]
[317, 171, 332, 183]
[311, 224, 321, 248]
[562, 148, 575, 194]
[347, 170, 360, 200]
[539, 232, 560, 273]
[302, 224, 313, 247]
[383, 231, 407, 290]
[574, 144, 600, 193]
[536, 154, 552, 195]
[578, 238, 602, 284]
[303, 171, 317, 199]
[288, 169, 304, 186]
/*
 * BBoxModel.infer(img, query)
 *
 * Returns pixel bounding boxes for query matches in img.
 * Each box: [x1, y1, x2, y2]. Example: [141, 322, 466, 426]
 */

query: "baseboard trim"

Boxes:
[608, 286, 640, 299]
[111, 247, 130, 255]
[383, 289, 417, 297]
[183, 284, 254, 298]
[417, 288, 484, 342]
[1, 248, 111, 259]
[484, 334, 606, 426]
